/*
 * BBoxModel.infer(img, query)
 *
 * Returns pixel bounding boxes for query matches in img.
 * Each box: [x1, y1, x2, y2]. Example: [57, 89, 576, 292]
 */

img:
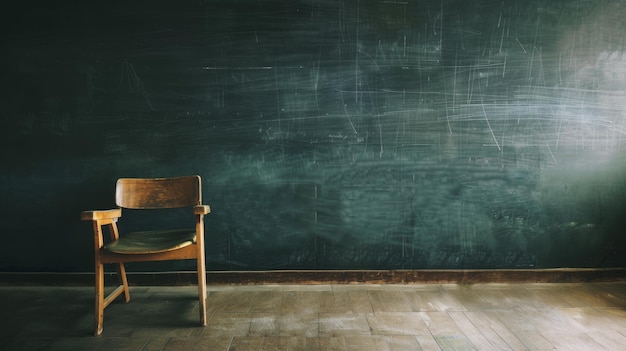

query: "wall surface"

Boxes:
[2, 0, 626, 272]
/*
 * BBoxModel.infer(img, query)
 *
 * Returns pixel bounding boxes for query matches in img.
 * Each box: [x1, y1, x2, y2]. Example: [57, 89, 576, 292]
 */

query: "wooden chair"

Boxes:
[81, 175, 210, 336]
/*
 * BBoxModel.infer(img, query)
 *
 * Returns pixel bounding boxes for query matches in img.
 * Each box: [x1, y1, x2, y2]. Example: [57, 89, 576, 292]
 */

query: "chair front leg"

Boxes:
[95, 260, 105, 336]
[196, 215, 207, 326]
[197, 256, 207, 326]
[90, 220, 106, 336]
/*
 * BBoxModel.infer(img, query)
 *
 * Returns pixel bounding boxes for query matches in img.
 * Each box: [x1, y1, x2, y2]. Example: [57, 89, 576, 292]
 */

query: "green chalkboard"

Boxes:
[2, 0, 626, 272]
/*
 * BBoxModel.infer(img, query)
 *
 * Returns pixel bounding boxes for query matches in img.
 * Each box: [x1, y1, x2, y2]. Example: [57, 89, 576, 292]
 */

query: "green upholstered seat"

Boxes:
[105, 229, 196, 254]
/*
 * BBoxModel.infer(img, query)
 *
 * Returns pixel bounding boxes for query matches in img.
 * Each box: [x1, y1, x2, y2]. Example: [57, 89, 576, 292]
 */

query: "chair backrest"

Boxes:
[115, 176, 202, 209]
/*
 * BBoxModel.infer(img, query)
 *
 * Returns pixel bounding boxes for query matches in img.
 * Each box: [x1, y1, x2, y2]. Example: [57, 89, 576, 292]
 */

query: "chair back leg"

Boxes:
[116, 263, 131, 303]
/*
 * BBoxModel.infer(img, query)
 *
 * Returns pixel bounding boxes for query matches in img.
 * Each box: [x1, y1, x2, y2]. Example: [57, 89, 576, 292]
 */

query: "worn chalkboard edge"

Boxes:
[1, 268, 625, 286]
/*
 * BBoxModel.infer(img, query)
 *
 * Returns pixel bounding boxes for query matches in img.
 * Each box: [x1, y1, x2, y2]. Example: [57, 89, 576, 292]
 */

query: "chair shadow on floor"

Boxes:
[0, 287, 95, 342]
[0, 286, 204, 347]
[90, 286, 207, 339]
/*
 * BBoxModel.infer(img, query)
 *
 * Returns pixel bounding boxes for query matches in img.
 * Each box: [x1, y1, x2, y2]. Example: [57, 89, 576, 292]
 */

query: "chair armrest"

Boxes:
[81, 209, 122, 221]
[193, 205, 211, 215]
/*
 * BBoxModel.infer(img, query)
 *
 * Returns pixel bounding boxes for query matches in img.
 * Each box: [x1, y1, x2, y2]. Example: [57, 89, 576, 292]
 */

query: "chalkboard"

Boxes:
[2, 0, 626, 272]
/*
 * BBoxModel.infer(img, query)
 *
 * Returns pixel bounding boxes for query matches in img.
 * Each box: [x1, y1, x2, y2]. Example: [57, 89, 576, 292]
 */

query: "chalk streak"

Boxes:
[340, 93, 359, 135]
[378, 113, 383, 158]
[543, 135, 558, 164]
[355, 0, 360, 105]
[120, 59, 156, 111]
[203, 66, 273, 70]
[479, 84, 501, 152]
[516, 38, 527, 53]
[499, 18, 505, 53]
[482, 104, 501, 152]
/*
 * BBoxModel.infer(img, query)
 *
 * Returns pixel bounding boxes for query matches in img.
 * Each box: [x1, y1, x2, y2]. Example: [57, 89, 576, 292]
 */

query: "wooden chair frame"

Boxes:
[81, 176, 210, 336]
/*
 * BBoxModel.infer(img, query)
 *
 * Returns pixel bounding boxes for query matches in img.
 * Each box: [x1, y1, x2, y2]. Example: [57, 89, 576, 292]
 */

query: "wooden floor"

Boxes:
[2, 282, 626, 350]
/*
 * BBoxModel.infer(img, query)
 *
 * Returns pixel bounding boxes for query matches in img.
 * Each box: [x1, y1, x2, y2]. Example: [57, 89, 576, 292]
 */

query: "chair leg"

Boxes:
[116, 263, 131, 303]
[94, 262, 105, 336]
[197, 259, 207, 326]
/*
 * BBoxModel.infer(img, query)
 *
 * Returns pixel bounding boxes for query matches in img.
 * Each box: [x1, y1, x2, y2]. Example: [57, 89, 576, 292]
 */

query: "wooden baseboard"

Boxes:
[1, 268, 626, 286]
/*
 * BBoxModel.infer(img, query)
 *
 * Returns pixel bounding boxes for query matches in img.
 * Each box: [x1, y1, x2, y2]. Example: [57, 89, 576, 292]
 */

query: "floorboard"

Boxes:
[2, 282, 626, 350]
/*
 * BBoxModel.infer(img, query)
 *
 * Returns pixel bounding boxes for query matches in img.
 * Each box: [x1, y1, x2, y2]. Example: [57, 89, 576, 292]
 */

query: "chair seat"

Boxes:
[105, 229, 196, 254]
